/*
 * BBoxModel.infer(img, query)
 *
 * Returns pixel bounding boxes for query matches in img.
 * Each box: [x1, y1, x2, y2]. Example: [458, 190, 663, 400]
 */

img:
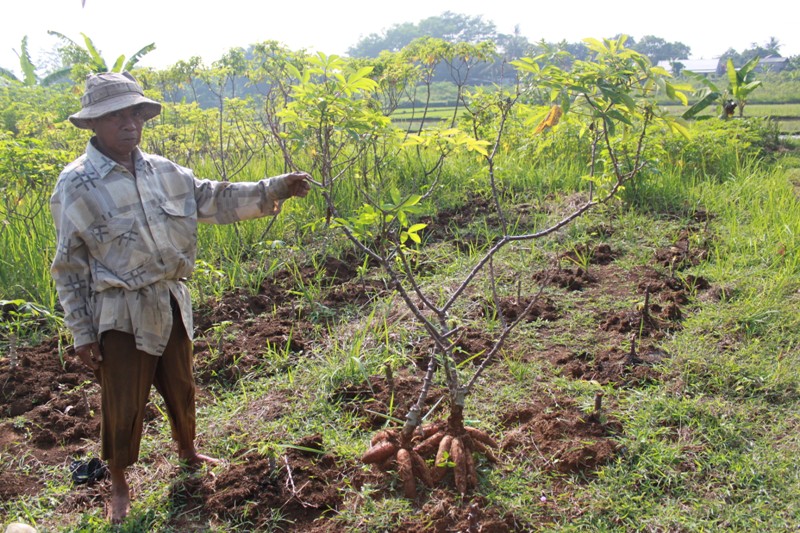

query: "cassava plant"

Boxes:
[276, 37, 690, 499]
[195, 49, 262, 180]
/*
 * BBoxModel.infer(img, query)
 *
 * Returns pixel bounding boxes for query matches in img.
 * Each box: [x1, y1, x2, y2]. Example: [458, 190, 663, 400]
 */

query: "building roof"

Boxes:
[761, 56, 788, 64]
[658, 59, 720, 74]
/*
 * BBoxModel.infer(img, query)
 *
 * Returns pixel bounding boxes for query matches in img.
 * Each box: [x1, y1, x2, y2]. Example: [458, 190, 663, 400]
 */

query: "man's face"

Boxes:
[88, 104, 147, 163]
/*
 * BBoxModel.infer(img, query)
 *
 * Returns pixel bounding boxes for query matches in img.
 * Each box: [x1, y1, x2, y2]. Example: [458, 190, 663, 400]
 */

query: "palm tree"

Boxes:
[764, 37, 781, 57]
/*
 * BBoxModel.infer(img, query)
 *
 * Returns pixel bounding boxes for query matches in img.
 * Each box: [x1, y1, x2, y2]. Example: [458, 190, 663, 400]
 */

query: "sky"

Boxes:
[2, 0, 798, 78]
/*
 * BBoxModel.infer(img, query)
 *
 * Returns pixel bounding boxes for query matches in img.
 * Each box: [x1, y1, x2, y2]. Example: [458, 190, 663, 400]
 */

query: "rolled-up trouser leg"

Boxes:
[98, 331, 159, 469]
[152, 303, 196, 452]
[97, 303, 195, 468]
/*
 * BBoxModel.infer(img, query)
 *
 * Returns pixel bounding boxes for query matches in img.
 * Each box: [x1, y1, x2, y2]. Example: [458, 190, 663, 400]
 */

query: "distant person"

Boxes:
[50, 71, 311, 524]
[721, 99, 737, 119]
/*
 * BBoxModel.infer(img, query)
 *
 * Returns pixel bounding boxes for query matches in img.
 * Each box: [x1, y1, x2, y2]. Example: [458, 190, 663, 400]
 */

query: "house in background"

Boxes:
[658, 56, 789, 76]
[657, 58, 722, 76]
[757, 56, 789, 72]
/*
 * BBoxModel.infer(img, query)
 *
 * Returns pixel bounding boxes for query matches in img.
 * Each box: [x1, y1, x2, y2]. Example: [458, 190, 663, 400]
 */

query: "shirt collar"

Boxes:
[86, 137, 147, 178]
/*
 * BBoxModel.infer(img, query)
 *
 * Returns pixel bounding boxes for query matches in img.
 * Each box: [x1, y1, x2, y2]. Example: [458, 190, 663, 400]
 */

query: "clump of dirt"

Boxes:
[499, 294, 560, 323]
[193, 254, 392, 386]
[0, 339, 91, 416]
[653, 229, 708, 271]
[598, 267, 707, 339]
[195, 252, 370, 330]
[271, 253, 364, 288]
[499, 396, 622, 474]
[561, 242, 617, 266]
[193, 312, 310, 385]
[194, 283, 292, 330]
[0, 340, 102, 506]
[410, 327, 500, 370]
[0, 214, 720, 530]
[0, 471, 43, 502]
[469, 294, 560, 323]
[331, 367, 446, 429]
[424, 194, 496, 241]
[522, 234, 713, 389]
[58, 483, 107, 516]
[195, 436, 345, 528]
[538, 266, 596, 291]
[598, 307, 668, 337]
[394, 493, 525, 532]
[545, 345, 665, 386]
[534, 243, 620, 291]
[0, 340, 99, 455]
[637, 266, 710, 300]
[324, 278, 388, 308]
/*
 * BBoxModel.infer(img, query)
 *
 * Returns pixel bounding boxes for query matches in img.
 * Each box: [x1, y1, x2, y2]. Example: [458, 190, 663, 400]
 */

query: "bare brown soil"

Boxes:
[0, 210, 715, 531]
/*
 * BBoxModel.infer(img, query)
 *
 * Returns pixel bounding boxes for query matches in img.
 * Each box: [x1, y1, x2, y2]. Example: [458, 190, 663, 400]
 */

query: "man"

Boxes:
[50, 72, 311, 523]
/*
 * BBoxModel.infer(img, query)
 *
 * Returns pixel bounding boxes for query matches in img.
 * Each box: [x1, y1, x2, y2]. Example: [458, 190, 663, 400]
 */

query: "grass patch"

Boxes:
[3, 117, 800, 532]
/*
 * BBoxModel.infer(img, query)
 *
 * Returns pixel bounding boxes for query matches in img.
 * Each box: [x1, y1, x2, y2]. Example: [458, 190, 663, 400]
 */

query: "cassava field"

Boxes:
[2, 40, 800, 532]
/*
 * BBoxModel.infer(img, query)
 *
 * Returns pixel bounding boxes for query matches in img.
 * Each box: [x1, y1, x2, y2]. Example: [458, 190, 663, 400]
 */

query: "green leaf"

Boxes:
[684, 70, 721, 93]
[111, 55, 125, 73]
[397, 194, 422, 210]
[124, 43, 156, 71]
[681, 92, 718, 120]
[741, 80, 762, 92]
[605, 108, 632, 126]
[402, 230, 422, 244]
[650, 66, 671, 77]
[603, 116, 616, 137]
[738, 56, 761, 79]
[465, 138, 490, 156]
[80, 32, 107, 71]
[0, 67, 21, 83]
[663, 80, 689, 105]
[560, 92, 572, 115]
[726, 58, 738, 88]
[510, 57, 540, 74]
[285, 63, 302, 81]
[598, 84, 636, 112]
[19, 36, 37, 86]
[583, 38, 607, 55]
[401, 134, 426, 147]
[665, 117, 692, 140]
[347, 66, 374, 85]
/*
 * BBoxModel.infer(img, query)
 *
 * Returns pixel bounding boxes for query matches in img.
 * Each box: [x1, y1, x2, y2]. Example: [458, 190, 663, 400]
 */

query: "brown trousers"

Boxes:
[96, 304, 196, 469]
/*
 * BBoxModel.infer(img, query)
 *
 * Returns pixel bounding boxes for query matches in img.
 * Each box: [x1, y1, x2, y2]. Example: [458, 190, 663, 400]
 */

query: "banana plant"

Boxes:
[727, 56, 762, 117]
[0, 36, 71, 86]
[47, 31, 155, 79]
[682, 56, 762, 119]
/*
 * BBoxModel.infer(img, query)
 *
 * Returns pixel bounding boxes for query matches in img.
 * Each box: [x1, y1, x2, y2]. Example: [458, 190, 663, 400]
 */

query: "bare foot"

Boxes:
[108, 467, 130, 524]
[179, 450, 220, 471]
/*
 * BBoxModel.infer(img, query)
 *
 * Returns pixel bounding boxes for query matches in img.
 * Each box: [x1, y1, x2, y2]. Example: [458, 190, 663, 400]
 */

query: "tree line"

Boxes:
[3, 11, 797, 89]
[346, 11, 794, 66]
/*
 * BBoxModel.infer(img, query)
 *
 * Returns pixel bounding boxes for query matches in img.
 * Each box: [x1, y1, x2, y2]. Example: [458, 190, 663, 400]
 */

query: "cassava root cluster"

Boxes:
[361, 421, 498, 498]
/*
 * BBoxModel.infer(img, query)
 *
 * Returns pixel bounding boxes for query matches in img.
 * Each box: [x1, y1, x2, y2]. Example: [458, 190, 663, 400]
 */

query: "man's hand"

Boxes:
[75, 342, 102, 371]
[284, 171, 313, 198]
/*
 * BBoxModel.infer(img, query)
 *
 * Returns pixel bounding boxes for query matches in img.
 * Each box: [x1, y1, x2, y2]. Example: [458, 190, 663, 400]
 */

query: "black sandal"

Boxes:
[69, 457, 108, 484]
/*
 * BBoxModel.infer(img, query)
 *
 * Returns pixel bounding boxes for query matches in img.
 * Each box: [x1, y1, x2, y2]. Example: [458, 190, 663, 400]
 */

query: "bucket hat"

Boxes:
[69, 71, 161, 129]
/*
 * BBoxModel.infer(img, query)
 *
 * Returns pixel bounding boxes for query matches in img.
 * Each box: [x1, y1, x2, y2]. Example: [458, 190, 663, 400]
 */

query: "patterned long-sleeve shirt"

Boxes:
[50, 139, 293, 356]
